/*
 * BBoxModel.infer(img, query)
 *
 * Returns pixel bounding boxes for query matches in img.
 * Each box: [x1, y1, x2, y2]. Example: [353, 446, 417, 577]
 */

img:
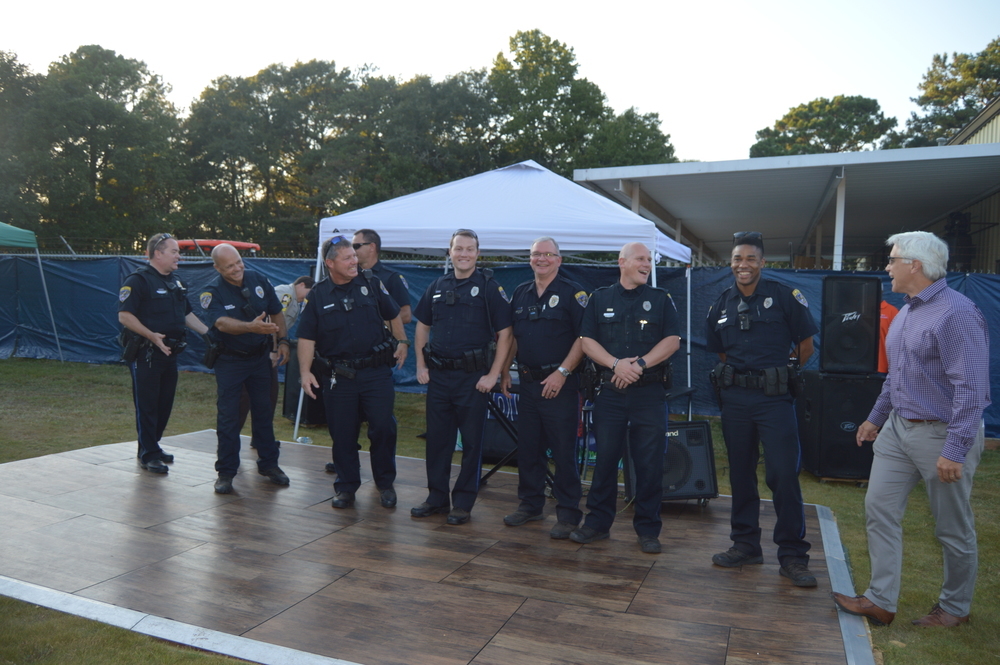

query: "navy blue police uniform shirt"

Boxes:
[199, 269, 282, 354]
[371, 260, 411, 310]
[511, 274, 588, 368]
[705, 278, 818, 371]
[413, 269, 513, 357]
[580, 282, 680, 362]
[297, 275, 401, 359]
[118, 266, 191, 339]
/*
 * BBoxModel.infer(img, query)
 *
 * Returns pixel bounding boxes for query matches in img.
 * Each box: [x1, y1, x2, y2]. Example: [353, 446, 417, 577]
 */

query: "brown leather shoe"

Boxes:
[831, 592, 895, 626]
[911, 604, 969, 627]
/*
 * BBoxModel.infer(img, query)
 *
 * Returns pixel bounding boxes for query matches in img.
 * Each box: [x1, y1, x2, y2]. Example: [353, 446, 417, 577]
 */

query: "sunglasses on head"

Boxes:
[151, 233, 173, 253]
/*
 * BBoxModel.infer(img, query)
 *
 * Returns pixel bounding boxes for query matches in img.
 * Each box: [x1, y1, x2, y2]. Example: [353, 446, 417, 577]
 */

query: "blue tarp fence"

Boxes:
[3, 255, 998, 437]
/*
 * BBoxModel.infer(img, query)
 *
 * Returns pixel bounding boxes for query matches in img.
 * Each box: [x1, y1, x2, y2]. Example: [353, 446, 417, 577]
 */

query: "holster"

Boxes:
[119, 328, 146, 364]
[201, 334, 223, 369]
[787, 364, 802, 398]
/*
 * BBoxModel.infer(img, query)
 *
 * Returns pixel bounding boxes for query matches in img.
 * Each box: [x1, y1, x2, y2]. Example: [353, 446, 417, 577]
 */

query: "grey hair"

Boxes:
[531, 237, 560, 253]
[887, 231, 948, 281]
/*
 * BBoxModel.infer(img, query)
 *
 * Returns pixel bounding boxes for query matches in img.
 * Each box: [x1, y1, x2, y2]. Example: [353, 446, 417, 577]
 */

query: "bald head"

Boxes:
[618, 242, 652, 289]
[620, 242, 649, 261]
[212, 243, 245, 286]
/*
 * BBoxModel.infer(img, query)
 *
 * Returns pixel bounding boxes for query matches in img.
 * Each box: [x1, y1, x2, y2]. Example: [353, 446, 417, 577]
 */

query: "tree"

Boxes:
[889, 37, 1000, 147]
[183, 60, 356, 252]
[749, 95, 897, 157]
[582, 107, 676, 169]
[0, 51, 43, 228]
[25, 45, 184, 252]
[489, 30, 609, 175]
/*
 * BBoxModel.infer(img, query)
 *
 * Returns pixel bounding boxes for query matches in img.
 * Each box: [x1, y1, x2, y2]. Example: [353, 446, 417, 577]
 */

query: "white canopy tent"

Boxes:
[294, 160, 694, 438]
[318, 160, 691, 262]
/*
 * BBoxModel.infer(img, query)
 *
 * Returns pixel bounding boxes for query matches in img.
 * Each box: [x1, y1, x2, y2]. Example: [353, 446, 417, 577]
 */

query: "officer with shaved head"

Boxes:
[571, 242, 681, 554]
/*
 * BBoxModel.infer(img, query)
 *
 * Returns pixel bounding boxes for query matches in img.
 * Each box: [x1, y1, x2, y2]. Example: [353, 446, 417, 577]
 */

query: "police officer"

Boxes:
[571, 242, 680, 554]
[199, 243, 290, 494]
[297, 236, 408, 509]
[411, 229, 513, 525]
[706, 232, 818, 587]
[238, 275, 314, 446]
[500, 237, 587, 538]
[118, 233, 209, 473]
[353, 229, 412, 324]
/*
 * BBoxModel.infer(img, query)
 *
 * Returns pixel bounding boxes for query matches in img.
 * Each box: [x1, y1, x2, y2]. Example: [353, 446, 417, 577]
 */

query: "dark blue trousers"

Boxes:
[515, 381, 583, 525]
[214, 354, 280, 477]
[322, 365, 397, 494]
[129, 350, 178, 463]
[719, 386, 810, 564]
[424, 369, 486, 512]
[584, 383, 666, 537]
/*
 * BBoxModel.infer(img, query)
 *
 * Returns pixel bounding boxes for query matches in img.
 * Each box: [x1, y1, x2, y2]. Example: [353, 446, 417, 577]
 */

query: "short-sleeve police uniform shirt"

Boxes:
[118, 266, 191, 339]
[511, 274, 588, 368]
[371, 260, 411, 310]
[199, 269, 282, 354]
[414, 270, 513, 357]
[297, 275, 401, 359]
[580, 282, 680, 362]
[705, 278, 818, 370]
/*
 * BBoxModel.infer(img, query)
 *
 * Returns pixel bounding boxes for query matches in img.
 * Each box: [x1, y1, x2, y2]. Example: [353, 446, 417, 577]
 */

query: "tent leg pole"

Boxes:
[36, 249, 64, 362]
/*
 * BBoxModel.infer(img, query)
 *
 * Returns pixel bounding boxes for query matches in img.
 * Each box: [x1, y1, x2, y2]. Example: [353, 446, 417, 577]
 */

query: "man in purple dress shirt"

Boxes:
[833, 231, 990, 628]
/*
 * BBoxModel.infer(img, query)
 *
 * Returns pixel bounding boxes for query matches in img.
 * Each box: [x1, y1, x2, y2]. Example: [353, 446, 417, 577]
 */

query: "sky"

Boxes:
[4, 0, 999, 163]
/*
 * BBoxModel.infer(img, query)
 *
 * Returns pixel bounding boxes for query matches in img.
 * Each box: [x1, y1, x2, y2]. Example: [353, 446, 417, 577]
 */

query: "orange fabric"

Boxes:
[878, 300, 899, 373]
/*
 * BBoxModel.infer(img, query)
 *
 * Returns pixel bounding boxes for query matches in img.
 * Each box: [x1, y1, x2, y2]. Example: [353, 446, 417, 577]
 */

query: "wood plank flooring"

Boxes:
[0, 431, 851, 665]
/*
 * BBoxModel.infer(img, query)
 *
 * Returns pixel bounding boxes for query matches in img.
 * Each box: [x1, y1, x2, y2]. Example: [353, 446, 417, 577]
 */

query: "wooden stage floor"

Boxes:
[0, 431, 867, 665]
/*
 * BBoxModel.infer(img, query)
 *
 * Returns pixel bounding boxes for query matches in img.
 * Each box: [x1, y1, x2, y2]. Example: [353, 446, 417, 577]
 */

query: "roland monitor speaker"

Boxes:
[625, 419, 718, 504]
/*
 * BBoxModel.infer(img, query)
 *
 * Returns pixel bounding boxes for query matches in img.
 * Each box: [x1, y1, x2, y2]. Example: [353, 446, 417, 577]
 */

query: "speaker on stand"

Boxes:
[820, 275, 881, 374]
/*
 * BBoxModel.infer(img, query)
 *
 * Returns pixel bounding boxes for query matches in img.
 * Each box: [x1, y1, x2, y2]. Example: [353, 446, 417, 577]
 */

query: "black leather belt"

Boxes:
[518, 364, 558, 383]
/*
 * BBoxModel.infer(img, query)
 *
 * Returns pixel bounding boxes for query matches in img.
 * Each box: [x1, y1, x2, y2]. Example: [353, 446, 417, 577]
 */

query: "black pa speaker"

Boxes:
[282, 351, 326, 425]
[625, 419, 719, 503]
[797, 370, 884, 479]
[481, 391, 518, 464]
[820, 275, 881, 374]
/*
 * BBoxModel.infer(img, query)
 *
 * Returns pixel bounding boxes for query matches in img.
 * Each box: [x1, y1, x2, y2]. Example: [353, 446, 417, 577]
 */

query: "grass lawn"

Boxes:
[1, 357, 997, 664]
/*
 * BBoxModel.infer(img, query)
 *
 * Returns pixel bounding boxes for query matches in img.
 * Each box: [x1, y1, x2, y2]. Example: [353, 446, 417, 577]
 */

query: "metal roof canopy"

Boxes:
[574, 143, 1000, 268]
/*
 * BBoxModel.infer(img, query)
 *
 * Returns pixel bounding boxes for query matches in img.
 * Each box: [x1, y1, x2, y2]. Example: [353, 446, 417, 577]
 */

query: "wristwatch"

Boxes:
[557, 366, 571, 377]
[636, 358, 647, 368]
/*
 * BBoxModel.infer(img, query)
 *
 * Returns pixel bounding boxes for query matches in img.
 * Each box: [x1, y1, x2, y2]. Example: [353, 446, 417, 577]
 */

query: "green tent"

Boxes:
[0, 221, 63, 360]
[0, 221, 39, 248]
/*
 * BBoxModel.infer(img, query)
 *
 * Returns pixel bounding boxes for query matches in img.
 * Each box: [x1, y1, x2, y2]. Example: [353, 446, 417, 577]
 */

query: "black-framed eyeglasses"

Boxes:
[886, 256, 914, 264]
[733, 231, 763, 245]
[151, 233, 173, 253]
[737, 299, 751, 331]
[352, 242, 373, 251]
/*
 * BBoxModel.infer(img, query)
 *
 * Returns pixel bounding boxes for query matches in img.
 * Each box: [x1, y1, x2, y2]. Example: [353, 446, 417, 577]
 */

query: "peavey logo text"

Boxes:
[841, 311, 862, 323]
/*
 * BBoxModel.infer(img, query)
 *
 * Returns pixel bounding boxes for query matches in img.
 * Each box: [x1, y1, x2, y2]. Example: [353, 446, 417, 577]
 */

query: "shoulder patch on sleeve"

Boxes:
[399, 274, 409, 289]
[498, 285, 510, 303]
[575, 290, 589, 307]
[280, 293, 292, 310]
[119, 286, 131, 302]
[200, 292, 213, 309]
[380, 281, 390, 295]
[792, 289, 809, 308]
